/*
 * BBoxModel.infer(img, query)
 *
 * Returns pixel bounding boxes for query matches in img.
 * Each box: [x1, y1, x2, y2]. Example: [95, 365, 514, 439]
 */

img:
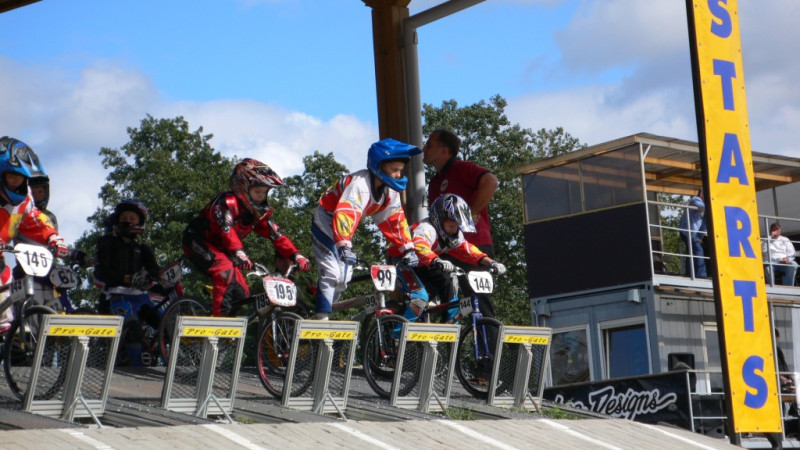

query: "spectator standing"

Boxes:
[422, 129, 499, 317]
[678, 189, 707, 278]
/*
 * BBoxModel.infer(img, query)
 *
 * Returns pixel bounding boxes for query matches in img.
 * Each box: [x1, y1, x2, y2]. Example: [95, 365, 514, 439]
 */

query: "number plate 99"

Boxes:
[370, 265, 396, 292]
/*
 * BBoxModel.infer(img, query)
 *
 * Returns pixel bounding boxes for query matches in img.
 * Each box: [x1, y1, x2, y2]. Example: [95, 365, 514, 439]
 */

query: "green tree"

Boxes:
[422, 95, 585, 325]
[71, 115, 234, 305]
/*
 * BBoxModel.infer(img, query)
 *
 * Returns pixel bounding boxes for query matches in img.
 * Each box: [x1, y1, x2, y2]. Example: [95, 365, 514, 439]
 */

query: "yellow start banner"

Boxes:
[687, 0, 781, 432]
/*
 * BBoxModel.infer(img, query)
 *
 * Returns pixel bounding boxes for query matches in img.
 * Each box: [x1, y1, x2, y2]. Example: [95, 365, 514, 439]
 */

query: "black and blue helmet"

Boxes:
[366, 138, 421, 192]
[429, 194, 476, 250]
[0, 136, 46, 206]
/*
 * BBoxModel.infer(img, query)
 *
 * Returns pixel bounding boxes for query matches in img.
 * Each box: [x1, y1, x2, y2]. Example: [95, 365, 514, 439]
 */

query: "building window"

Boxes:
[602, 322, 649, 378]
[522, 144, 643, 223]
[550, 328, 591, 385]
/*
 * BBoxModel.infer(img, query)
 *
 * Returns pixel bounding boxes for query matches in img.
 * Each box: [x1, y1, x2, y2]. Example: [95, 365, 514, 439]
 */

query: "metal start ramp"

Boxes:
[21, 314, 123, 425]
[161, 316, 248, 420]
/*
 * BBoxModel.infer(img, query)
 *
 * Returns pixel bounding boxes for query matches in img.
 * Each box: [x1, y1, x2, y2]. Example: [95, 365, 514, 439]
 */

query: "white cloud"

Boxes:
[1, 59, 377, 244]
[506, 84, 695, 146]
[506, 0, 800, 157]
[162, 99, 377, 175]
[0, 58, 159, 243]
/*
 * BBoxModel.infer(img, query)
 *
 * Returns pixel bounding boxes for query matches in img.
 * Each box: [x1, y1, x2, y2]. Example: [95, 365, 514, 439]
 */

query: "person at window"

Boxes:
[182, 159, 311, 317]
[422, 129, 500, 318]
[678, 189, 707, 278]
[763, 223, 797, 286]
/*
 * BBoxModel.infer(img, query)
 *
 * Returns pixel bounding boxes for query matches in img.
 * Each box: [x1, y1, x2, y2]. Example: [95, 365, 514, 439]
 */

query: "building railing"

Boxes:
[647, 198, 800, 287]
[647, 198, 709, 281]
[684, 369, 799, 440]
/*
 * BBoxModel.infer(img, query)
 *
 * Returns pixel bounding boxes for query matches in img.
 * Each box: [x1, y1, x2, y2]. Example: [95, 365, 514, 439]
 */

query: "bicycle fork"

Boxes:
[373, 293, 394, 360]
[470, 296, 491, 362]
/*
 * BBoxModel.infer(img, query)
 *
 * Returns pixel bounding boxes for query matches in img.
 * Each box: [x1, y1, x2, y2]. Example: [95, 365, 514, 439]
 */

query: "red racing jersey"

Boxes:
[190, 192, 300, 259]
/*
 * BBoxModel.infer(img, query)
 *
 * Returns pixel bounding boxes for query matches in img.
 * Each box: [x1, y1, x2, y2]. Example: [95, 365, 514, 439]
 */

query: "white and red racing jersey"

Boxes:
[313, 169, 414, 252]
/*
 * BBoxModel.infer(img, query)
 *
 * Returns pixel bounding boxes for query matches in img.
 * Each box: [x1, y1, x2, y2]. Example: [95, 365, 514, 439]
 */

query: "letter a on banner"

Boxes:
[686, 0, 781, 434]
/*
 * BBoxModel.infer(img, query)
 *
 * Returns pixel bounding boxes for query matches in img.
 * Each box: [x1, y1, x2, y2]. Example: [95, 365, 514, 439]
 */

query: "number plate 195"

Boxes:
[263, 277, 297, 307]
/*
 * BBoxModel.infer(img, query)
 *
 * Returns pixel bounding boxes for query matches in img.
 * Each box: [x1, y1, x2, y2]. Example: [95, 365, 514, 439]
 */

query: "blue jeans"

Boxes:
[767, 261, 798, 286]
[110, 292, 157, 366]
[682, 234, 707, 278]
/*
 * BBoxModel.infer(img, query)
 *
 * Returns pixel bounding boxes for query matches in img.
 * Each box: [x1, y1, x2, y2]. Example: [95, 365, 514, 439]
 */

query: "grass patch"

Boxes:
[540, 406, 584, 420]
[235, 415, 254, 424]
[437, 406, 475, 420]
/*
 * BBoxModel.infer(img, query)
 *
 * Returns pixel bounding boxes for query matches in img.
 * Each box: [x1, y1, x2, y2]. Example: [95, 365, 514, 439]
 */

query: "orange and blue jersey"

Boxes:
[0, 194, 58, 283]
[0, 194, 57, 245]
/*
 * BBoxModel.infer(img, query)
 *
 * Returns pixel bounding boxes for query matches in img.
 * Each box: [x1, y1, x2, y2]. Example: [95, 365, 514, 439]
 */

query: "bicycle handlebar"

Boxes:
[245, 261, 299, 280]
[447, 265, 503, 276]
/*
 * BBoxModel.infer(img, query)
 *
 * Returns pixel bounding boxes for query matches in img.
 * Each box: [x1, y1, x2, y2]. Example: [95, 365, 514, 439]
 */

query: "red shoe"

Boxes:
[0, 323, 11, 335]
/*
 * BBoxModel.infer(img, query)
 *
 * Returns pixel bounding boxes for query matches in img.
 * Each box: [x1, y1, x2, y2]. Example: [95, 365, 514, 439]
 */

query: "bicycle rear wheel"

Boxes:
[158, 297, 209, 364]
[256, 312, 314, 398]
[362, 314, 420, 399]
[3, 305, 63, 401]
[455, 316, 504, 399]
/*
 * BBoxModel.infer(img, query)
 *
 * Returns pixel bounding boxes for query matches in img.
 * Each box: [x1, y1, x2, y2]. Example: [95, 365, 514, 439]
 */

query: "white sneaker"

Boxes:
[312, 312, 329, 321]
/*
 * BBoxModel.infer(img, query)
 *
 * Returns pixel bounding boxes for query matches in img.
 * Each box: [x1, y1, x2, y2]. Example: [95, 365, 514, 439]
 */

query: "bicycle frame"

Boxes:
[332, 261, 410, 335]
[0, 242, 73, 316]
[416, 268, 496, 364]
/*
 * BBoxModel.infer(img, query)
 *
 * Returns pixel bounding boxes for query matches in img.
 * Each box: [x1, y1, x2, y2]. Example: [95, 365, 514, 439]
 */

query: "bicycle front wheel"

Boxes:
[158, 297, 209, 364]
[455, 316, 503, 399]
[362, 314, 420, 399]
[256, 312, 314, 398]
[3, 305, 63, 401]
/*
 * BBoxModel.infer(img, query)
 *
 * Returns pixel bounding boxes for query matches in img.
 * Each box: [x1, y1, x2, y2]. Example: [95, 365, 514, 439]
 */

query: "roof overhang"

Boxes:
[516, 132, 800, 196]
[0, 0, 41, 14]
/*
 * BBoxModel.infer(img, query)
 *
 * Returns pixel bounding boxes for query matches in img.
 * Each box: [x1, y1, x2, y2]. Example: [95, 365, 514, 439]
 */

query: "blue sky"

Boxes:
[1, 0, 798, 244]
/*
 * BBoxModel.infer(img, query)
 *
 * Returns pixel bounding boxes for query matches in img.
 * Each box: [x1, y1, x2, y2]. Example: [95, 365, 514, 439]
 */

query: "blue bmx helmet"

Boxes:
[367, 138, 422, 192]
[0, 136, 45, 206]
